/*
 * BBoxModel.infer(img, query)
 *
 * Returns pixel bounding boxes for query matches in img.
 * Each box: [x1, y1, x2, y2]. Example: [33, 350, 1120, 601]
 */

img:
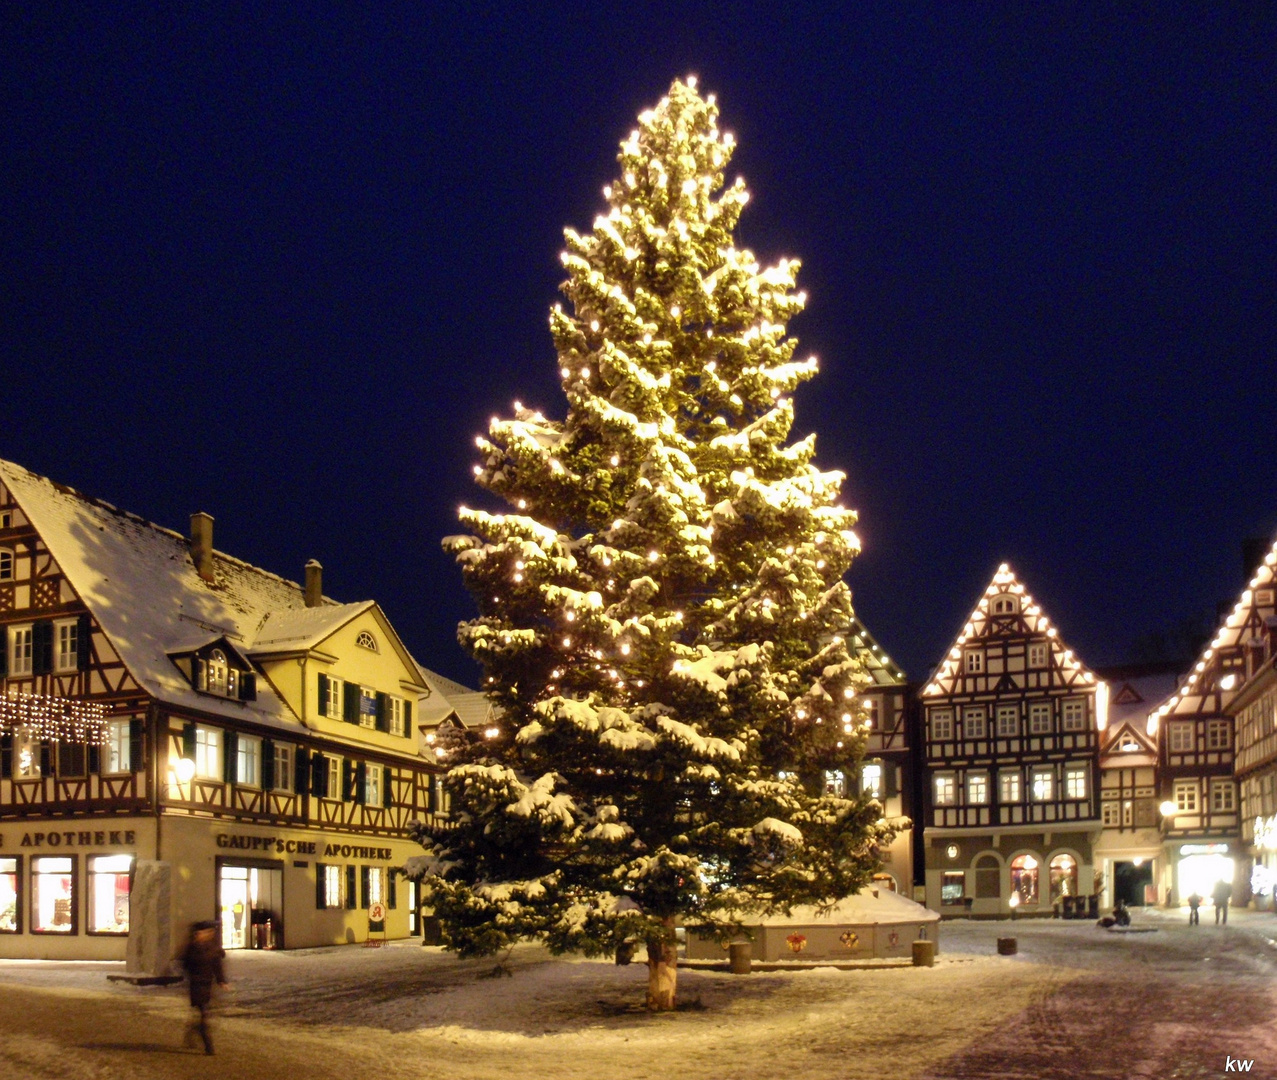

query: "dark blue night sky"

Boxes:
[3, 4, 1275, 685]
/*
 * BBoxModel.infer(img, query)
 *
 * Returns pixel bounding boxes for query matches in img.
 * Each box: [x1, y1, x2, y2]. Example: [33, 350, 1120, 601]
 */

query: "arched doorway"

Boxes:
[1010, 854, 1039, 907]
[1049, 854, 1078, 903]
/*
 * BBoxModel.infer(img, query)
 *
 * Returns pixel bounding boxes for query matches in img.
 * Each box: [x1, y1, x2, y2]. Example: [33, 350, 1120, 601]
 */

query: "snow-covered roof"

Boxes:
[251, 602, 375, 654]
[0, 458, 350, 731]
[736, 887, 939, 927]
[845, 615, 906, 685]
[415, 664, 493, 731]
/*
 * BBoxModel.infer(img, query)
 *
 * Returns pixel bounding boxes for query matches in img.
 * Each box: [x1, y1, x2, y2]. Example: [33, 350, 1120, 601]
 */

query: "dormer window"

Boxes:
[355, 631, 378, 652]
[0, 549, 12, 581]
[191, 644, 256, 701]
[207, 649, 232, 696]
[990, 594, 1018, 615]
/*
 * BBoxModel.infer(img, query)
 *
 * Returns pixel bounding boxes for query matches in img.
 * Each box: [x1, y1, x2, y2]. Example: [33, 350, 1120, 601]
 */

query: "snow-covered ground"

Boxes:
[2, 909, 1275, 1078]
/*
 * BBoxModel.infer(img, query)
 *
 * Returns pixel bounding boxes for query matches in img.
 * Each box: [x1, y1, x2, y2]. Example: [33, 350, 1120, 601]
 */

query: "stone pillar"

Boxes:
[125, 860, 173, 975]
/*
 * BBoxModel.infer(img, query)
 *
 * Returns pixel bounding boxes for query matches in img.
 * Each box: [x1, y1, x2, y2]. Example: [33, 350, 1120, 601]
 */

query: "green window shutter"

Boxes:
[342, 759, 355, 801]
[403, 699, 413, 737]
[360, 866, 371, 909]
[39, 742, 52, 776]
[224, 731, 238, 784]
[388, 871, 397, 910]
[428, 774, 439, 814]
[311, 752, 327, 798]
[375, 692, 388, 732]
[76, 614, 92, 670]
[345, 865, 357, 909]
[194, 658, 208, 691]
[343, 682, 359, 724]
[87, 743, 101, 774]
[885, 761, 899, 798]
[0, 733, 11, 779]
[261, 738, 276, 790]
[315, 864, 327, 909]
[317, 673, 329, 716]
[239, 671, 257, 701]
[182, 721, 196, 758]
[32, 620, 53, 675]
[355, 761, 367, 805]
[294, 746, 311, 793]
[0, 630, 7, 677]
[383, 766, 394, 808]
[129, 720, 145, 773]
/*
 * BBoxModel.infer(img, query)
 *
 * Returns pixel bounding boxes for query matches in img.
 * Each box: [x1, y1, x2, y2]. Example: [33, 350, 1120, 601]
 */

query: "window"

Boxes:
[963, 706, 987, 740]
[1010, 854, 1039, 905]
[864, 698, 880, 731]
[999, 770, 1022, 804]
[996, 704, 1019, 737]
[1211, 779, 1236, 813]
[1168, 722, 1194, 753]
[367, 866, 384, 906]
[1031, 766, 1054, 802]
[207, 649, 229, 696]
[991, 594, 1018, 615]
[32, 856, 75, 933]
[1206, 721, 1230, 750]
[326, 755, 341, 800]
[104, 720, 131, 774]
[1028, 643, 1048, 668]
[1064, 765, 1088, 800]
[930, 709, 953, 741]
[823, 769, 846, 797]
[8, 625, 32, 675]
[967, 772, 989, 805]
[1029, 702, 1052, 735]
[1174, 780, 1198, 813]
[861, 763, 882, 799]
[934, 774, 956, 805]
[1062, 699, 1086, 732]
[356, 631, 378, 651]
[272, 742, 294, 792]
[0, 857, 18, 932]
[88, 855, 132, 934]
[1102, 801, 1120, 826]
[365, 765, 382, 807]
[54, 620, 79, 672]
[194, 726, 222, 779]
[1049, 854, 1077, 902]
[429, 774, 449, 814]
[320, 674, 344, 720]
[318, 864, 343, 908]
[236, 735, 261, 787]
[964, 650, 984, 674]
[14, 728, 40, 778]
[359, 687, 378, 729]
[941, 871, 966, 905]
[0, 549, 12, 581]
[388, 696, 405, 737]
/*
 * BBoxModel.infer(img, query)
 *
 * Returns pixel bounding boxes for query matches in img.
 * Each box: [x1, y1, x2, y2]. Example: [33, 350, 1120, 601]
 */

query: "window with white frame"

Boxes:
[999, 770, 1022, 804]
[326, 755, 341, 800]
[8, 625, 33, 675]
[365, 765, 382, 807]
[194, 726, 222, 779]
[1168, 722, 1194, 753]
[965, 650, 984, 673]
[930, 709, 953, 741]
[996, 704, 1019, 737]
[54, 619, 80, 672]
[1062, 699, 1086, 732]
[236, 735, 261, 787]
[321, 864, 343, 908]
[1206, 720, 1230, 750]
[1210, 779, 1236, 813]
[934, 774, 956, 805]
[322, 675, 344, 720]
[967, 771, 989, 804]
[359, 687, 378, 729]
[1064, 765, 1088, 799]
[1031, 766, 1054, 801]
[1173, 779, 1198, 813]
[105, 719, 131, 774]
[963, 706, 987, 740]
[990, 594, 1018, 615]
[356, 631, 378, 651]
[0, 548, 12, 580]
[1102, 801, 1120, 826]
[823, 770, 846, 797]
[367, 866, 384, 905]
[1029, 701, 1052, 734]
[861, 762, 882, 799]
[272, 742, 293, 792]
[388, 696, 405, 737]
[1028, 642, 1048, 668]
[15, 727, 40, 778]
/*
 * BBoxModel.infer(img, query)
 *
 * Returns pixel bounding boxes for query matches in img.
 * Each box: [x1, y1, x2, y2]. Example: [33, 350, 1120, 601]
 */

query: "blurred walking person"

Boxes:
[1212, 879, 1232, 925]
[182, 920, 229, 1054]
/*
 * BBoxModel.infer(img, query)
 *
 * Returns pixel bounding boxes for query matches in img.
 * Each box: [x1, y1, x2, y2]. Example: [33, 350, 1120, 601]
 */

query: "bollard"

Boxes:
[997, 937, 1017, 955]
[911, 939, 935, 967]
[729, 941, 752, 974]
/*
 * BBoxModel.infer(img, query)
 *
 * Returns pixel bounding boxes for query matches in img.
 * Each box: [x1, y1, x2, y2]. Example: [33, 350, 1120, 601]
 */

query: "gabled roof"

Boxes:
[922, 562, 1099, 697]
[0, 459, 342, 730]
[416, 664, 493, 731]
[1100, 718, 1158, 760]
[250, 602, 376, 654]
[846, 615, 906, 686]
[1148, 532, 1277, 734]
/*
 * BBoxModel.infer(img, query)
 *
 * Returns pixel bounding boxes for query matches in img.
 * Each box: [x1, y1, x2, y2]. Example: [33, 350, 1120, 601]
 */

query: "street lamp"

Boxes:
[1160, 800, 1178, 818]
[175, 757, 196, 783]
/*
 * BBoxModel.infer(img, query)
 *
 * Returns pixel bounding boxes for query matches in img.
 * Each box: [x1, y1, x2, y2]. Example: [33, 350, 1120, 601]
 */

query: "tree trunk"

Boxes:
[646, 917, 678, 1011]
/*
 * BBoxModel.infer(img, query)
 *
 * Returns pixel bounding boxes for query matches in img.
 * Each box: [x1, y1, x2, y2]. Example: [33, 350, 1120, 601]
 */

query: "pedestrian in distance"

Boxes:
[1212, 879, 1232, 925]
[182, 920, 229, 1055]
[1187, 891, 1201, 925]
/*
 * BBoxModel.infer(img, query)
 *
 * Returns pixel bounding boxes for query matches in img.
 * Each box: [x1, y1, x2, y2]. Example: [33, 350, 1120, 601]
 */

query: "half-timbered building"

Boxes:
[919, 565, 1104, 916]
[0, 459, 452, 960]
[1227, 618, 1277, 908]
[1144, 541, 1277, 904]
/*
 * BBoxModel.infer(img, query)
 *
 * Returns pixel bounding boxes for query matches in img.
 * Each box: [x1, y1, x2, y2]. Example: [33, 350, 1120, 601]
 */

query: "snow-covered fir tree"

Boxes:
[410, 77, 895, 1010]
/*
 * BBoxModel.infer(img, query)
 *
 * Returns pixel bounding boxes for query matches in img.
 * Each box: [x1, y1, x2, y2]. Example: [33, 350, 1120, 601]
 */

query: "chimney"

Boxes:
[304, 559, 323, 607]
[1243, 537, 1270, 581]
[190, 512, 215, 582]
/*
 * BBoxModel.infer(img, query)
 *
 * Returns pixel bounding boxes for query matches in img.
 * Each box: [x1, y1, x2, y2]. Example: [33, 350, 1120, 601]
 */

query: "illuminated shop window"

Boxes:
[941, 871, 966, 905]
[88, 855, 132, 934]
[0, 858, 18, 932]
[319, 864, 343, 909]
[1049, 854, 1077, 902]
[1010, 854, 1039, 906]
[368, 867, 384, 906]
[32, 856, 75, 933]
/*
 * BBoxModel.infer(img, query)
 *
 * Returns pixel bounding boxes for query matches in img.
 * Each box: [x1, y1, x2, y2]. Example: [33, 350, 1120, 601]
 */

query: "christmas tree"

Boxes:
[410, 77, 894, 1010]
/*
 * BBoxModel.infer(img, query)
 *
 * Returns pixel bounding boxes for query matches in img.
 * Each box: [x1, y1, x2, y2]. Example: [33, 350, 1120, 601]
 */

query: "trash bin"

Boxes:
[729, 941, 752, 974]
[997, 937, 1017, 955]
[912, 940, 935, 967]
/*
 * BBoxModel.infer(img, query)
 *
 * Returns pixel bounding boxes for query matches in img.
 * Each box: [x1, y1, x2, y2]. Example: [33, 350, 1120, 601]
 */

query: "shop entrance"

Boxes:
[1114, 860, 1154, 906]
[217, 860, 283, 950]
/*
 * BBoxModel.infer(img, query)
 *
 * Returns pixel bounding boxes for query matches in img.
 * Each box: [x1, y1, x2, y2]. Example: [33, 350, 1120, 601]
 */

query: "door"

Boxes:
[1114, 861, 1153, 907]
[219, 866, 251, 950]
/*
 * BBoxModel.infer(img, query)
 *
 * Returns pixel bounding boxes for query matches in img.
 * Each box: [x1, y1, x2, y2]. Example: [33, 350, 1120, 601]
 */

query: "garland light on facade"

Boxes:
[0, 692, 109, 744]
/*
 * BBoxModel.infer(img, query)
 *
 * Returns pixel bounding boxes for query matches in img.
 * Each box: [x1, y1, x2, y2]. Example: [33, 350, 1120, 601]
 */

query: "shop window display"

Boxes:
[1049, 854, 1077, 903]
[32, 856, 75, 933]
[88, 855, 132, 934]
[1010, 854, 1039, 906]
[0, 858, 18, 932]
